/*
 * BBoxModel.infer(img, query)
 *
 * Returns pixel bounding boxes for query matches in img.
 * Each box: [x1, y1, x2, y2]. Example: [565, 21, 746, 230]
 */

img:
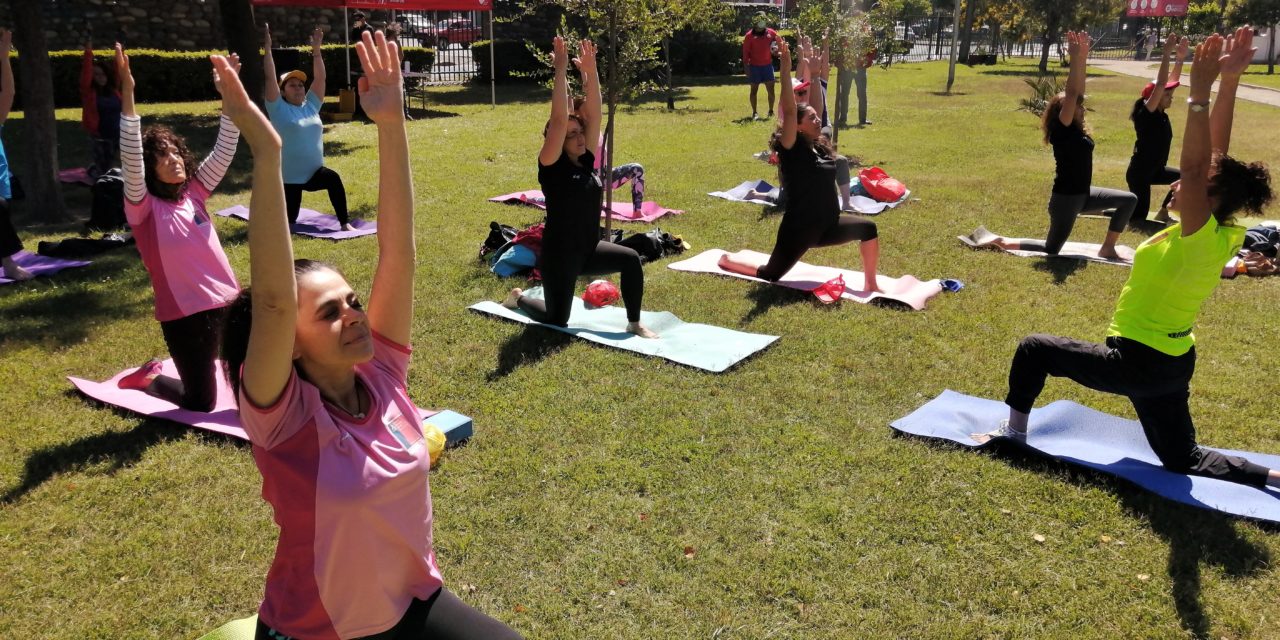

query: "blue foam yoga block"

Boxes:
[424, 409, 472, 445]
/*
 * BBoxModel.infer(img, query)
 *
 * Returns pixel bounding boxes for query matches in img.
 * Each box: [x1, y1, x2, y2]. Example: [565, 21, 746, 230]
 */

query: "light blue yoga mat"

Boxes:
[469, 299, 778, 373]
[892, 390, 1280, 523]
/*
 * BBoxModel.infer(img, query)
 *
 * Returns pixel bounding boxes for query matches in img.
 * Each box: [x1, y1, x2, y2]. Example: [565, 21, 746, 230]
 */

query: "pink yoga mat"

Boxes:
[215, 206, 378, 240]
[667, 249, 943, 311]
[1, 251, 91, 285]
[69, 360, 439, 442]
[488, 190, 683, 223]
[58, 167, 94, 186]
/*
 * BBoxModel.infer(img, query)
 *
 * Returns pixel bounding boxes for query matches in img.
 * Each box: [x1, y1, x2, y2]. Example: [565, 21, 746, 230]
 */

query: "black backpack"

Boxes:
[480, 221, 518, 260]
[86, 169, 127, 233]
[617, 227, 688, 263]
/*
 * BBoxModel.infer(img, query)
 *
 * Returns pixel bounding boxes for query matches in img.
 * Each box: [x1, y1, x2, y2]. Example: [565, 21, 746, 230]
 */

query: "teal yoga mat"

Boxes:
[469, 300, 778, 372]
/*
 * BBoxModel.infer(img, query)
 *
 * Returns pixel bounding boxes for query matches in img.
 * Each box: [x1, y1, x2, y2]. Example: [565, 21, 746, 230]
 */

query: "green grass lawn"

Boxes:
[2, 59, 1280, 639]
[1240, 63, 1280, 90]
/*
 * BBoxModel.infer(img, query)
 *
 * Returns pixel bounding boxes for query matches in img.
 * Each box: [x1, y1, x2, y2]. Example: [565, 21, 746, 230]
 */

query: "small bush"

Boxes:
[471, 39, 546, 83]
[1018, 74, 1064, 117]
[668, 28, 740, 76]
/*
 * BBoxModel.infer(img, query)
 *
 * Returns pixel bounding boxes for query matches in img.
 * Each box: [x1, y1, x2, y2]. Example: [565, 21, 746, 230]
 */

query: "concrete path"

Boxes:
[1090, 59, 1280, 107]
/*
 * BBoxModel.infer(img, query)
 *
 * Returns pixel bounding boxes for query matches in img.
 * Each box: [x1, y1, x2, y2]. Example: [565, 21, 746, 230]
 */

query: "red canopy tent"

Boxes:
[1125, 0, 1189, 18]
[250, 0, 495, 104]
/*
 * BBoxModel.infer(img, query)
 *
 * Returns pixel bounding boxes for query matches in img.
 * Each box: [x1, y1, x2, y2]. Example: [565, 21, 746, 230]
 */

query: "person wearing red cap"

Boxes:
[1127, 33, 1188, 232]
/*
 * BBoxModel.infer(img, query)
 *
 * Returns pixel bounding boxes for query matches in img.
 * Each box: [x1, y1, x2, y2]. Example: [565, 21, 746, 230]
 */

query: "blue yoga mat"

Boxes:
[469, 300, 778, 373]
[892, 390, 1280, 523]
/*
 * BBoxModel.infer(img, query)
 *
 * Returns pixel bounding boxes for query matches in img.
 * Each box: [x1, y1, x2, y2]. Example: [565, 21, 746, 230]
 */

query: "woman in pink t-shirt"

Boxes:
[114, 43, 241, 412]
[215, 32, 522, 640]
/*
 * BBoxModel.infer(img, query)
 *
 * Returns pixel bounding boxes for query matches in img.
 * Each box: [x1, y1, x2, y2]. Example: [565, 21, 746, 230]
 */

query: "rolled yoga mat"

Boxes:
[892, 390, 1280, 523]
[215, 205, 377, 241]
[0, 251, 91, 285]
[666, 249, 943, 311]
[469, 298, 778, 373]
[958, 226, 1136, 265]
[69, 360, 472, 444]
[487, 189, 683, 223]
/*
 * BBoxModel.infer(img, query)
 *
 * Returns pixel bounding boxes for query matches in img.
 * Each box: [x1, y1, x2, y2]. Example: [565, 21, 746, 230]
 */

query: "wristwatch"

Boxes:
[1187, 99, 1210, 112]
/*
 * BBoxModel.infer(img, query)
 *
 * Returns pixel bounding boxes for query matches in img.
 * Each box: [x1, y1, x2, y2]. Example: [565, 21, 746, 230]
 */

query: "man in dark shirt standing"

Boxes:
[741, 12, 779, 121]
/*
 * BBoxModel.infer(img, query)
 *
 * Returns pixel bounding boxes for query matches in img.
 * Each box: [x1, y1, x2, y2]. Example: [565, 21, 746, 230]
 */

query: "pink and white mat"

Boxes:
[488, 189, 683, 223]
[58, 167, 95, 186]
[215, 205, 377, 240]
[1, 251, 91, 285]
[667, 249, 942, 311]
[959, 226, 1135, 265]
[70, 360, 448, 442]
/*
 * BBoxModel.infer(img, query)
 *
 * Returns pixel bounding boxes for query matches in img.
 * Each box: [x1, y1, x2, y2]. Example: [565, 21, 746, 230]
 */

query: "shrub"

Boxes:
[470, 39, 546, 83]
[1018, 74, 1064, 117]
[668, 28, 740, 76]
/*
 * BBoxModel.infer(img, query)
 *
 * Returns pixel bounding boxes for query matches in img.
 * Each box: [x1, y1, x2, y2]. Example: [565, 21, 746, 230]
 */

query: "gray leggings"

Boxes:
[1020, 188, 1138, 254]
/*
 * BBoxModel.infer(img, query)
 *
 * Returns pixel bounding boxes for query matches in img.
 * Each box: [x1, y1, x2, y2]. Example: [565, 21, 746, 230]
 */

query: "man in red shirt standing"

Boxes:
[742, 12, 780, 120]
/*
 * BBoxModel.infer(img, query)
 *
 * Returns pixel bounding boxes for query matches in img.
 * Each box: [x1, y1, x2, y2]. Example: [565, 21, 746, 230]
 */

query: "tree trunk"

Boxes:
[218, 0, 264, 107]
[1269, 26, 1276, 75]
[959, 0, 977, 60]
[664, 37, 675, 110]
[1038, 16, 1059, 75]
[11, 1, 69, 222]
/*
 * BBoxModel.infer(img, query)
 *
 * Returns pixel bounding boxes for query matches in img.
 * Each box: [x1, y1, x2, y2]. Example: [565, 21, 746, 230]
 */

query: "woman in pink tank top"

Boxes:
[215, 32, 522, 640]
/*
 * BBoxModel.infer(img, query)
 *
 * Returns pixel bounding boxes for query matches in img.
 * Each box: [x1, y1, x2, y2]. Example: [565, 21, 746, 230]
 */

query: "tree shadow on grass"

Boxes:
[977, 69, 1111, 78]
[485, 325, 574, 382]
[0, 259, 152, 351]
[1, 410, 248, 505]
[934, 438, 1275, 640]
[1033, 256, 1088, 285]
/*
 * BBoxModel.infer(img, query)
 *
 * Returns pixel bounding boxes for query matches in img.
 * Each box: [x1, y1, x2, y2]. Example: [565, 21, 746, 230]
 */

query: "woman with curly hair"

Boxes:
[113, 43, 242, 412]
[976, 29, 1280, 491]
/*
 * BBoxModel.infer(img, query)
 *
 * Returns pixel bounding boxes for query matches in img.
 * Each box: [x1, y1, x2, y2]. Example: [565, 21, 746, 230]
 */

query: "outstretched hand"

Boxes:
[551, 35, 569, 73]
[211, 54, 277, 147]
[1190, 34, 1224, 99]
[1220, 25, 1256, 79]
[572, 38, 597, 77]
[310, 26, 324, 54]
[778, 38, 791, 70]
[114, 43, 135, 94]
[263, 24, 272, 51]
[355, 30, 404, 124]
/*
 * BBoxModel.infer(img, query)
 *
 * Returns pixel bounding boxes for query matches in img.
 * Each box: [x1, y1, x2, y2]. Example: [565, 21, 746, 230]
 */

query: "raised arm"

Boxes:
[356, 30, 415, 347]
[115, 43, 146, 208]
[0, 30, 14, 124]
[309, 27, 326, 100]
[262, 25, 279, 103]
[574, 39, 600, 153]
[1060, 31, 1089, 127]
[538, 36, 570, 167]
[1169, 36, 1188, 84]
[1178, 35, 1223, 236]
[195, 54, 242, 193]
[1212, 26, 1256, 157]
[214, 54, 294, 409]
[777, 40, 797, 150]
[80, 40, 95, 112]
[1144, 33, 1177, 112]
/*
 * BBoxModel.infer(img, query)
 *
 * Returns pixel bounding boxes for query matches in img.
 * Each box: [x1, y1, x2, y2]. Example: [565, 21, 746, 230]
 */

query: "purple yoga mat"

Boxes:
[215, 205, 378, 240]
[1, 251, 91, 285]
[58, 167, 94, 186]
[488, 189, 683, 223]
[70, 359, 441, 442]
[667, 249, 943, 311]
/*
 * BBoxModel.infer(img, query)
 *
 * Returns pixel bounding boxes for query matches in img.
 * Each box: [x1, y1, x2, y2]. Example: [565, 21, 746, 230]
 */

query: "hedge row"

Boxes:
[471, 29, 743, 84]
[8, 45, 434, 109]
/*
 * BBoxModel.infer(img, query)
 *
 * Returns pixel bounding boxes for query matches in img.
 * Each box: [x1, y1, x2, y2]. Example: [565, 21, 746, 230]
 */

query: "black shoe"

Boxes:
[857, 120, 873, 127]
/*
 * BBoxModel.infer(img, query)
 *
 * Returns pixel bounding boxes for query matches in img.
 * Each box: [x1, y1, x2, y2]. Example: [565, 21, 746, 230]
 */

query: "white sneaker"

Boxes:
[971, 419, 1026, 445]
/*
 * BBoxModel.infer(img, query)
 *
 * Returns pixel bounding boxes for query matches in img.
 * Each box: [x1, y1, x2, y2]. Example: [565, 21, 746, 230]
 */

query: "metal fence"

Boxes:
[395, 10, 489, 85]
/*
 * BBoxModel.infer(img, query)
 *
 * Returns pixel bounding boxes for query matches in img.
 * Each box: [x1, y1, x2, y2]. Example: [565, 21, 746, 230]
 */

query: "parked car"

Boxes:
[424, 19, 482, 50]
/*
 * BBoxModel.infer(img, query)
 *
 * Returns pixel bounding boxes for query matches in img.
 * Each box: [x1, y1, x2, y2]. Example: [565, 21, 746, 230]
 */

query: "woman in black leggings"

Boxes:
[502, 37, 656, 338]
[1127, 33, 1187, 231]
[719, 40, 880, 290]
[989, 32, 1137, 261]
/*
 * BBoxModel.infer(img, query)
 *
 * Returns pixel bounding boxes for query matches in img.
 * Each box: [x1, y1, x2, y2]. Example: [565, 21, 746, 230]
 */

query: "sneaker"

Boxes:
[751, 112, 759, 121]
[971, 419, 1026, 445]
[118, 358, 163, 391]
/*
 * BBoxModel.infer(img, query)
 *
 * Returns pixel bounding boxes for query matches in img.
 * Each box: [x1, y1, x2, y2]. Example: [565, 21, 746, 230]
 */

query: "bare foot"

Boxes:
[340, 223, 352, 232]
[717, 253, 736, 270]
[626, 321, 659, 339]
[501, 287, 523, 310]
[2, 261, 33, 281]
[1097, 247, 1122, 261]
[863, 279, 882, 294]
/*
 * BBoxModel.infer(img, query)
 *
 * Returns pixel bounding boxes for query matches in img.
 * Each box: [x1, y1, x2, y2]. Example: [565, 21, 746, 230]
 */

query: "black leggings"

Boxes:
[1005, 333, 1271, 487]
[1126, 165, 1180, 224]
[151, 306, 227, 412]
[0, 196, 22, 258]
[756, 213, 877, 282]
[285, 166, 348, 227]
[1019, 188, 1138, 254]
[519, 240, 644, 325]
[255, 588, 522, 640]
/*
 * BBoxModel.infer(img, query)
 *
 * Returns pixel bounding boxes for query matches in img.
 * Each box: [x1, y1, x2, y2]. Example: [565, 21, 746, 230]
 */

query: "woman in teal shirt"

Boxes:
[262, 25, 350, 230]
[977, 30, 1279, 490]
